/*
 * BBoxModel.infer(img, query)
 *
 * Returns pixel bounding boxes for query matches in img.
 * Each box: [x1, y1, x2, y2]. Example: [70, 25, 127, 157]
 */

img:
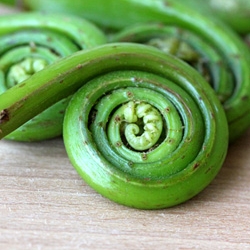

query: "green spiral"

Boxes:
[0, 12, 106, 141]
[0, 43, 229, 209]
[110, 23, 234, 104]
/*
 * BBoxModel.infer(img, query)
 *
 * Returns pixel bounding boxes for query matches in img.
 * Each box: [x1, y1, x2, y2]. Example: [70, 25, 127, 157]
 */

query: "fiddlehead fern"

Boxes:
[0, 43, 229, 209]
[0, 12, 106, 141]
[110, 23, 234, 104]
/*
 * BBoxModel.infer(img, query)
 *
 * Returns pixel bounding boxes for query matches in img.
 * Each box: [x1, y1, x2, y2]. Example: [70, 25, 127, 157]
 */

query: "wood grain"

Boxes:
[0, 4, 249, 250]
[1, 129, 250, 250]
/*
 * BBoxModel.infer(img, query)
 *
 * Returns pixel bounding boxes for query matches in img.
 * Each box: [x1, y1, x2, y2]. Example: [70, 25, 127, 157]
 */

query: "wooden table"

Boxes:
[0, 4, 250, 250]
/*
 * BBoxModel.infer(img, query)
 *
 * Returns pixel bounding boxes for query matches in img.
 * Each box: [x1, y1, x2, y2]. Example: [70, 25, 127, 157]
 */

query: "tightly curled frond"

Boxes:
[61, 44, 228, 209]
[111, 23, 235, 104]
[0, 12, 106, 141]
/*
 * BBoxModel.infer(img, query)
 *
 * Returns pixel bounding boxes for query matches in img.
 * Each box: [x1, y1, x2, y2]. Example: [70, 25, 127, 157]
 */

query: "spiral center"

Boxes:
[120, 101, 163, 151]
[7, 57, 48, 87]
[147, 37, 199, 63]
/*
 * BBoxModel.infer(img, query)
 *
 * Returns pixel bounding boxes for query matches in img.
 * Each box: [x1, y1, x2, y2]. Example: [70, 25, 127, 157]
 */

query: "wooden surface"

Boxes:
[0, 4, 250, 250]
